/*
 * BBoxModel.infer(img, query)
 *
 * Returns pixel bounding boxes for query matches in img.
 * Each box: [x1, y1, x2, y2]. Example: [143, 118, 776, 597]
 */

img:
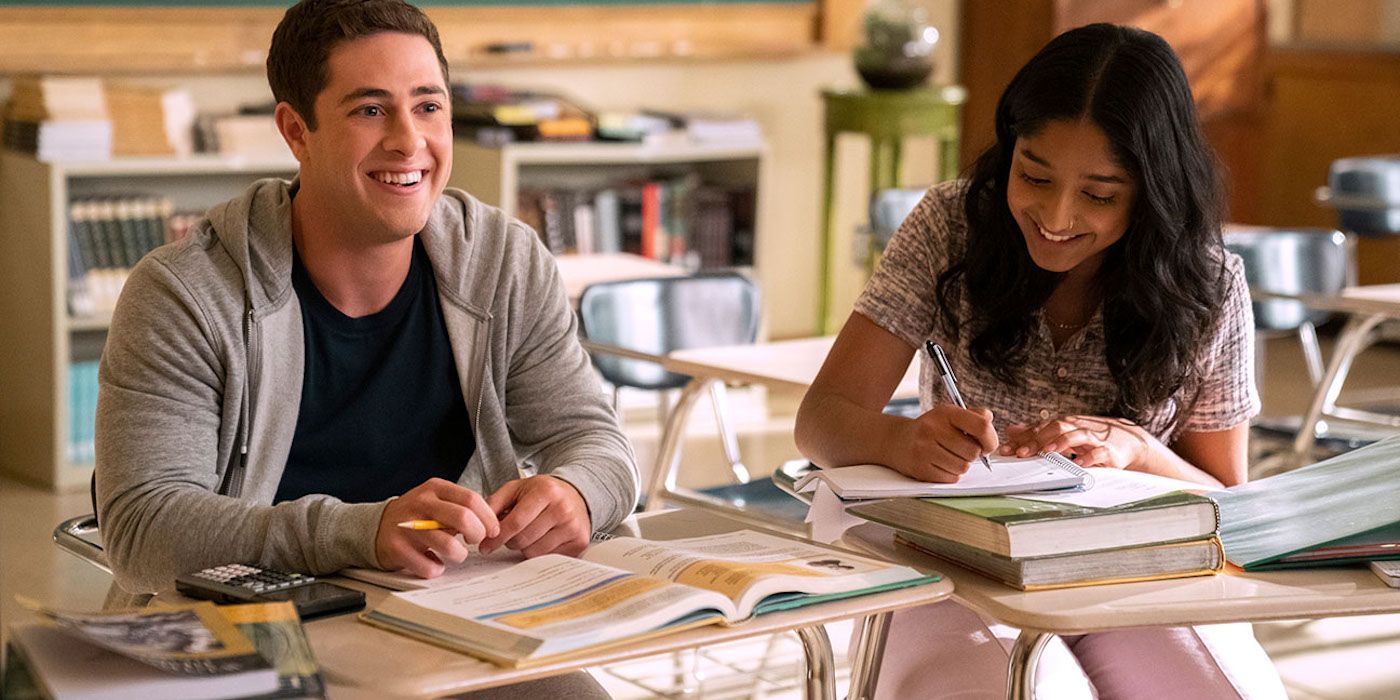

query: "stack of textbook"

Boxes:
[848, 468, 1225, 590]
[2, 75, 112, 162]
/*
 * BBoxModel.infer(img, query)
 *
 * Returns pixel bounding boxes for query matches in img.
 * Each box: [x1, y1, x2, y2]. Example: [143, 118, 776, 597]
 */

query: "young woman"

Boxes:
[795, 24, 1286, 698]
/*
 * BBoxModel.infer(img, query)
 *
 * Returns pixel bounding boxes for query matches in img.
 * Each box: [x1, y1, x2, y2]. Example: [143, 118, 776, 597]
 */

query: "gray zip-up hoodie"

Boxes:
[95, 178, 639, 594]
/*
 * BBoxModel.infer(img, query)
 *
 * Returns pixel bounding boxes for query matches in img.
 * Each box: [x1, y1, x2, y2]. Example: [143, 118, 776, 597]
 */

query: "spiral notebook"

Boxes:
[793, 453, 1091, 500]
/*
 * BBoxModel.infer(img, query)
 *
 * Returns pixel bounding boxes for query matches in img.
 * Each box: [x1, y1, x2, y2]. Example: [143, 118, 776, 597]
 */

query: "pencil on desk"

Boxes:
[397, 519, 443, 530]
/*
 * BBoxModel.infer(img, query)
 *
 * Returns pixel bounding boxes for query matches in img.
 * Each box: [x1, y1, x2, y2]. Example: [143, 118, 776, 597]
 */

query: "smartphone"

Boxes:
[176, 564, 365, 619]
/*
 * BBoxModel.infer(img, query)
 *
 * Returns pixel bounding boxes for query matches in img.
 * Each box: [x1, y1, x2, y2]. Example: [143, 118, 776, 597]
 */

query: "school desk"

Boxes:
[1253, 284, 1400, 462]
[274, 509, 953, 699]
[843, 521, 1400, 700]
[588, 336, 918, 525]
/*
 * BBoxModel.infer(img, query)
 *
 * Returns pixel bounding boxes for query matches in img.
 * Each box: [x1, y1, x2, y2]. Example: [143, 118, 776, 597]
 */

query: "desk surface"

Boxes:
[664, 336, 920, 399]
[555, 253, 687, 304]
[1256, 284, 1400, 316]
[312, 509, 952, 698]
[845, 522, 1400, 636]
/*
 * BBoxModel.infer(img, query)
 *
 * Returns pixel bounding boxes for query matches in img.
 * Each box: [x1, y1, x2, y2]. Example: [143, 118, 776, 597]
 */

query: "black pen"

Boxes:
[925, 341, 993, 472]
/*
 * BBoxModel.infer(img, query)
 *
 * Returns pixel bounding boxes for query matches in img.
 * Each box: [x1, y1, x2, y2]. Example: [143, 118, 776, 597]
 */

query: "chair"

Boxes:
[577, 273, 809, 529]
[1222, 226, 1363, 473]
[1223, 226, 1354, 391]
[52, 476, 108, 572]
[868, 187, 927, 253]
[54, 513, 108, 572]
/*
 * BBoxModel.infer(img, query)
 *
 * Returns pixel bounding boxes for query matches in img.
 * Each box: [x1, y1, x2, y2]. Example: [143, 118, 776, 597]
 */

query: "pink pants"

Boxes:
[863, 601, 1289, 699]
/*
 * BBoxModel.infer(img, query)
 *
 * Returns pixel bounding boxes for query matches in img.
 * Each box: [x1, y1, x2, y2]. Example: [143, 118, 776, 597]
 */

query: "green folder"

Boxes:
[1212, 435, 1400, 570]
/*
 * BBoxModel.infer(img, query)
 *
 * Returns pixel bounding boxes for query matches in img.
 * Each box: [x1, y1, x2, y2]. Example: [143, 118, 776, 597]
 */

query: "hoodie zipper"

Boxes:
[221, 307, 256, 498]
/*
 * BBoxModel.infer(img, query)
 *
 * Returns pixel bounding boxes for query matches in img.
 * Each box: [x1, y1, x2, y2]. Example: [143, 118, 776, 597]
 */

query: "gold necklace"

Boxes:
[1044, 312, 1088, 331]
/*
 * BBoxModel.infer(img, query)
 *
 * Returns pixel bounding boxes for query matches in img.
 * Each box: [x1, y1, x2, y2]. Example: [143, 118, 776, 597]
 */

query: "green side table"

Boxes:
[818, 85, 965, 333]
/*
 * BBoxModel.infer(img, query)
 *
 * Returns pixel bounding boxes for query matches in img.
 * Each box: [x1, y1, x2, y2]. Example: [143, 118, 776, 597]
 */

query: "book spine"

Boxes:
[619, 186, 644, 256]
[555, 189, 578, 254]
[539, 191, 566, 254]
[114, 199, 143, 267]
[572, 198, 595, 256]
[641, 182, 661, 260]
[593, 189, 622, 254]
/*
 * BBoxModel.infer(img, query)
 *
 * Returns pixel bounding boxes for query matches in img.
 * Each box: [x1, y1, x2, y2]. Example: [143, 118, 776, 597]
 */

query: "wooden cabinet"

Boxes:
[958, 0, 1267, 221]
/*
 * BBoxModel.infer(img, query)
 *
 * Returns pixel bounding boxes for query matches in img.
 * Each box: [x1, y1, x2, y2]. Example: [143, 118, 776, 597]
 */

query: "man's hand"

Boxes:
[375, 478, 500, 579]
[890, 403, 998, 483]
[480, 475, 591, 558]
[999, 415, 1150, 470]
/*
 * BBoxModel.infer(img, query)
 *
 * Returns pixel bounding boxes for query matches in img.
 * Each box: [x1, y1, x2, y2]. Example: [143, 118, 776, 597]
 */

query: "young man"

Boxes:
[95, 0, 638, 604]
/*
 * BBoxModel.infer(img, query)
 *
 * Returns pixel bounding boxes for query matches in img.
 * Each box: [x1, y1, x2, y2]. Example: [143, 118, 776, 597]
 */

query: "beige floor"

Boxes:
[3, 334, 1400, 698]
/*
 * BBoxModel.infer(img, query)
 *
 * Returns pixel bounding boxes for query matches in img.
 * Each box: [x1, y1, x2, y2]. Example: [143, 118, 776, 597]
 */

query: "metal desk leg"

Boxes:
[846, 612, 892, 700]
[643, 377, 712, 512]
[1292, 312, 1386, 460]
[794, 624, 837, 700]
[1006, 630, 1053, 700]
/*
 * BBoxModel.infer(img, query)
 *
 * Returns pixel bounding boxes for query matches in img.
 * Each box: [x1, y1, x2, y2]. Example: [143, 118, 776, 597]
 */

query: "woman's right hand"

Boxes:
[891, 403, 998, 483]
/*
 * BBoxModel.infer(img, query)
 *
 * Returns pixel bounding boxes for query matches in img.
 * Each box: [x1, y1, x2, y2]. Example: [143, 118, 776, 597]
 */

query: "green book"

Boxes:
[894, 529, 1225, 591]
[848, 471, 1219, 559]
[1212, 435, 1400, 570]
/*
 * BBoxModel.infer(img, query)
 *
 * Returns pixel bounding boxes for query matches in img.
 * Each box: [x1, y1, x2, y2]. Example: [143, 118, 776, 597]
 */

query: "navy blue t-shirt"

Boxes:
[274, 237, 475, 504]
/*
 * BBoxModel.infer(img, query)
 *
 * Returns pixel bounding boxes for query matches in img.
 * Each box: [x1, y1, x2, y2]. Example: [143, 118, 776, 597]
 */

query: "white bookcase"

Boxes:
[0, 152, 299, 491]
[451, 139, 769, 273]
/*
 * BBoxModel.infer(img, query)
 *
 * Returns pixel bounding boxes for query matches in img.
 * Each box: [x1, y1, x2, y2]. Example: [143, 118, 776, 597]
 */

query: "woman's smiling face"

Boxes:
[1005, 118, 1138, 279]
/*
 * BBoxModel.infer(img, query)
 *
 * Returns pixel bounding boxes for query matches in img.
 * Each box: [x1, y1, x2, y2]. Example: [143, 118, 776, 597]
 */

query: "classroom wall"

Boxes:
[0, 1, 957, 340]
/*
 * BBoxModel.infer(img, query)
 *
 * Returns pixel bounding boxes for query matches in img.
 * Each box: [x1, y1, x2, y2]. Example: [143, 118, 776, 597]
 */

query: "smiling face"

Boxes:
[1005, 119, 1137, 279]
[278, 31, 452, 246]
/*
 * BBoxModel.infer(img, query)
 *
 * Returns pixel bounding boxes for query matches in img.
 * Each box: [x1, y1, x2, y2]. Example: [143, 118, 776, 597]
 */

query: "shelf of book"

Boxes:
[452, 137, 769, 293]
[0, 151, 298, 491]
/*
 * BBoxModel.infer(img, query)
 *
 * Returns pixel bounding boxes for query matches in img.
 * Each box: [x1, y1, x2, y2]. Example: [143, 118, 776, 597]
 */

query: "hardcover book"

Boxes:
[894, 530, 1224, 590]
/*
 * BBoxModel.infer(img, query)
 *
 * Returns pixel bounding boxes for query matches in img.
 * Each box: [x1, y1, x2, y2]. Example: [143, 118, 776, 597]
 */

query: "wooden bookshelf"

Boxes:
[0, 151, 298, 491]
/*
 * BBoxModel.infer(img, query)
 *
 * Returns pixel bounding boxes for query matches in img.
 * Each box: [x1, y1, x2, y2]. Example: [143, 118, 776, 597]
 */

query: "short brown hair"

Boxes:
[267, 0, 450, 130]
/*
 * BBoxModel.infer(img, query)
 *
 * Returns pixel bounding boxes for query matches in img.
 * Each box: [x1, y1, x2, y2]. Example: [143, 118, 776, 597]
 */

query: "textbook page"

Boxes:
[1014, 468, 1217, 508]
[364, 553, 734, 664]
[581, 530, 932, 618]
[341, 545, 525, 591]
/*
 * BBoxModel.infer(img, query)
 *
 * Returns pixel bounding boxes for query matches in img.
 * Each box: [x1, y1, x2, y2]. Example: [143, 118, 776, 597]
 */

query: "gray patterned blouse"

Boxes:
[853, 181, 1259, 442]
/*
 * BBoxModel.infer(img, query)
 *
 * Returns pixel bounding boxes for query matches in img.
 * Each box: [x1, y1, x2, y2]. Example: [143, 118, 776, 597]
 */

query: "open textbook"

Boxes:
[359, 530, 936, 667]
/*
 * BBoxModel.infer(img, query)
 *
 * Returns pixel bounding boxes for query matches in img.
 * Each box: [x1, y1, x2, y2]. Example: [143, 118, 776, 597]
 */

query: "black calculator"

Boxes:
[176, 564, 365, 619]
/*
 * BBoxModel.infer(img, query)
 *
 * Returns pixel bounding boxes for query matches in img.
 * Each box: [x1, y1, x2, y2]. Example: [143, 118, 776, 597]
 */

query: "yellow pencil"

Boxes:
[396, 519, 444, 530]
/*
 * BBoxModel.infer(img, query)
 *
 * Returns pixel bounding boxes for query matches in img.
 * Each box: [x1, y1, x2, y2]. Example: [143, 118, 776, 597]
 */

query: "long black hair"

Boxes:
[935, 23, 1226, 428]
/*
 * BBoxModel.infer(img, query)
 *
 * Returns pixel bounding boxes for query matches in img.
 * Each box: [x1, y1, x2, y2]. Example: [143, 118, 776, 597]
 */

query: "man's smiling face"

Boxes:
[290, 31, 452, 244]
